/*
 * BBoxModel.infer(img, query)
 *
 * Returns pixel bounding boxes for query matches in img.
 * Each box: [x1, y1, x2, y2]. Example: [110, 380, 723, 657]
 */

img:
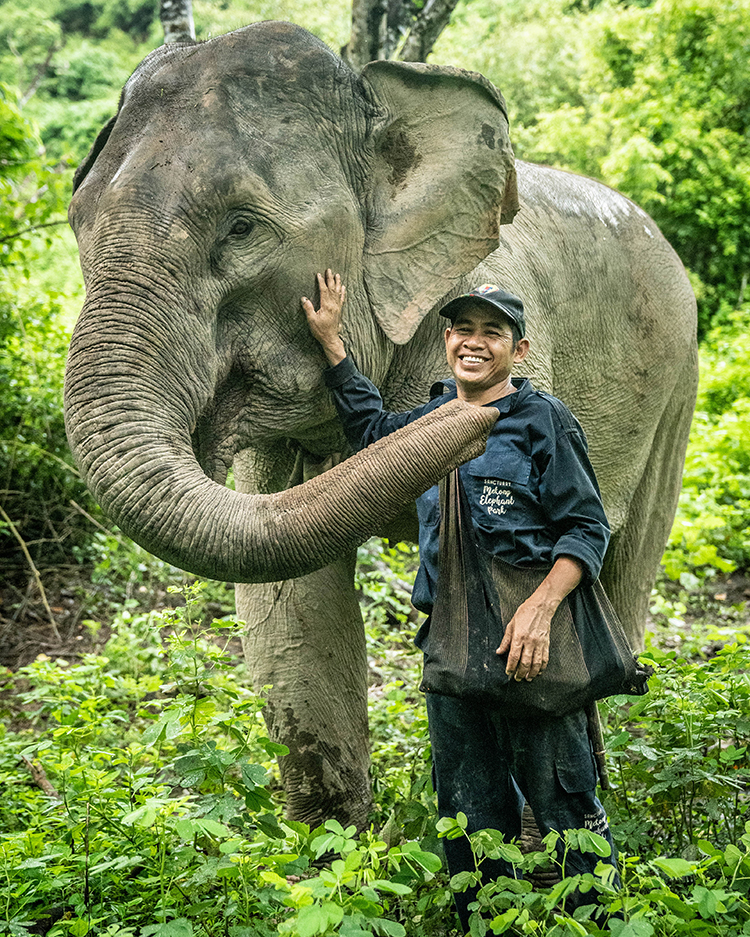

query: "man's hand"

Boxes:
[498, 599, 552, 681]
[497, 556, 583, 681]
[302, 269, 347, 366]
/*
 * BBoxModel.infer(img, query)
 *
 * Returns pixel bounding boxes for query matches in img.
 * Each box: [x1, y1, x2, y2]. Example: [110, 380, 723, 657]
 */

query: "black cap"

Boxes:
[439, 284, 526, 338]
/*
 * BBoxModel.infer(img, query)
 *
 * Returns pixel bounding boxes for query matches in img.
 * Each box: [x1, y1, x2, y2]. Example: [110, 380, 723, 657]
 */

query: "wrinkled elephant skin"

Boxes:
[64, 22, 697, 828]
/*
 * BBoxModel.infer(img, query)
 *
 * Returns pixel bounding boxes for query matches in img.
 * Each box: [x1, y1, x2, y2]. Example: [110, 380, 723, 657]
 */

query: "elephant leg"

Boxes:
[599, 350, 698, 649]
[237, 553, 371, 829]
[519, 804, 560, 888]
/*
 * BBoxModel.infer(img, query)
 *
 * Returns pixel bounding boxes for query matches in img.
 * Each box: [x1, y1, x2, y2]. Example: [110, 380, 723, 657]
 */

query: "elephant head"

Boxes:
[64, 22, 517, 582]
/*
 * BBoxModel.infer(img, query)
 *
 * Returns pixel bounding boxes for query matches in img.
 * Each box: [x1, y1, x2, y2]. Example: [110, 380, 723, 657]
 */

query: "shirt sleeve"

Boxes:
[323, 356, 436, 452]
[538, 423, 611, 583]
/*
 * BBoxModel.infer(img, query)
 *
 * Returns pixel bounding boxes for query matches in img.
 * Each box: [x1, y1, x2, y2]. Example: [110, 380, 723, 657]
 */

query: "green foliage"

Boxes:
[0, 290, 93, 568]
[42, 41, 124, 101]
[443, 816, 750, 936]
[0, 85, 85, 570]
[0, 584, 446, 935]
[664, 306, 750, 581]
[0, 84, 67, 264]
[601, 638, 750, 857]
[4, 573, 750, 933]
[356, 541, 440, 855]
[520, 0, 750, 335]
[0, 4, 62, 95]
[436, 0, 750, 335]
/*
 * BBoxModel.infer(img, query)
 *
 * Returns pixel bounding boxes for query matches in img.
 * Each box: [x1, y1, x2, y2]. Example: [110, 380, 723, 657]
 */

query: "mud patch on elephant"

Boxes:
[479, 122, 496, 149]
[379, 123, 422, 190]
[267, 702, 370, 827]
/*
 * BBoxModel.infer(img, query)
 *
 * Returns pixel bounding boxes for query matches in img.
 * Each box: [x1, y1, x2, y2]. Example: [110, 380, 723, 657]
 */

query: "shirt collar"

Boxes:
[429, 376, 533, 410]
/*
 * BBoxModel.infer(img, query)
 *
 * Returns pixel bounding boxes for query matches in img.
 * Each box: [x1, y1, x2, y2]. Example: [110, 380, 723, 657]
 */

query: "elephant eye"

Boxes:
[228, 218, 254, 238]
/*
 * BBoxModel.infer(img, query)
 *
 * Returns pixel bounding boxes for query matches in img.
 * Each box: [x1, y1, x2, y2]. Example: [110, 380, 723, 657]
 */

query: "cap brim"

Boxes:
[439, 295, 520, 329]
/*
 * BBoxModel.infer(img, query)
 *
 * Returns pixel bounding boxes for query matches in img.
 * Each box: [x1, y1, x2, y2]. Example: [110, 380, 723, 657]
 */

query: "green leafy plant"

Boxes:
[601, 639, 750, 858]
[663, 306, 750, 581]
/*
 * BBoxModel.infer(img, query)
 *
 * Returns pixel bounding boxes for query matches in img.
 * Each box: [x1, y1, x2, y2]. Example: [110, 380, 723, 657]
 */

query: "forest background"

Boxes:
[3, 0, 750, 934]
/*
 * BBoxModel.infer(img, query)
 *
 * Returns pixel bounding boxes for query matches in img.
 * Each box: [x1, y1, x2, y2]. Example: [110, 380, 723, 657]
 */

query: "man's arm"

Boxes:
[302, 270, 439, 451]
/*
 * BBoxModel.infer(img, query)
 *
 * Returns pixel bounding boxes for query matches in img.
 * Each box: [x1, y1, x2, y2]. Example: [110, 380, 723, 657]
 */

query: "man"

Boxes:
[302, 270, 618, 931]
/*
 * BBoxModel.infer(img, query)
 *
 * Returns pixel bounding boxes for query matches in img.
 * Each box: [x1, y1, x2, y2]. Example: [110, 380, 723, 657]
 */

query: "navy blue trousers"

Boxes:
[426, 694, 618, 932]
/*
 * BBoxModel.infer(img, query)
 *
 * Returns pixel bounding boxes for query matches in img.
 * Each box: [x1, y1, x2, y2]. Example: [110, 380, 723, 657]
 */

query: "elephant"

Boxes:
[64, 21, 698, 829]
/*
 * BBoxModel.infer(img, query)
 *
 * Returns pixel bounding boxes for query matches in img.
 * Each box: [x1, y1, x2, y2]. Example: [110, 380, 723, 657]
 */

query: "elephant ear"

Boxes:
[359, 61, 519, 345]
[72, 114, 118, 194]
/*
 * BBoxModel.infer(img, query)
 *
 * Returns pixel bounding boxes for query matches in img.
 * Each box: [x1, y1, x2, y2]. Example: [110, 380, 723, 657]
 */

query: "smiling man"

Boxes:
[303, 271, 618, 932]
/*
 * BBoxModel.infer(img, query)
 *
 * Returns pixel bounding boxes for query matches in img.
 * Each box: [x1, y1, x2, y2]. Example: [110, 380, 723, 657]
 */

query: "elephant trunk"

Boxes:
[65, 292, 497, 584]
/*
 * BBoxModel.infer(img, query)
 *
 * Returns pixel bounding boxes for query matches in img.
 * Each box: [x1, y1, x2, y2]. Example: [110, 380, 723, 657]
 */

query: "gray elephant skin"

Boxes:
[64, 21, 697, 828]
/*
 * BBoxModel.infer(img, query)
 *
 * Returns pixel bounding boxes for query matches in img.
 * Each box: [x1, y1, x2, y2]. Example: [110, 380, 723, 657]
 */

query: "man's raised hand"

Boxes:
[302, 269, 347, 366]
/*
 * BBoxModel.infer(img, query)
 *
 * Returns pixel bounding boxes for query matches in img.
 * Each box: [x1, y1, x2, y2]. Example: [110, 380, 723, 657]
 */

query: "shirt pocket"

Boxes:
[465, 450, 532, 488]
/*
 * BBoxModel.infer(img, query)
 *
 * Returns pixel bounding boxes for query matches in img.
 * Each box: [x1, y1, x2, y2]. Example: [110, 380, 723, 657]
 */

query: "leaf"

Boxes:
[165, 715, 185, 740]
[260, 870, 289, 889]
[436, 816, 467, 840]
[723, 843, 744, 871]
[122, 802, 158, 828]
[176, 818, 197, 840]
[489, 909, 519, 934]
[652, 856, 696, 878]
[697, 839, 720, 858]
[373, 919, 406, 937]
[544, 875, 582, 909]
[294, 902, 344, 937]
[608, 920, 654, 937]
[141, 718, 167, 745]
[407, 849, 441, 873]
[141, 921, 194, 937]
[256, 812, 286, 840]
[369, 879, 411, 895]
[451, 870, 480, 892]
[241, 762, 269, 789]
[576, 829, 612, 858]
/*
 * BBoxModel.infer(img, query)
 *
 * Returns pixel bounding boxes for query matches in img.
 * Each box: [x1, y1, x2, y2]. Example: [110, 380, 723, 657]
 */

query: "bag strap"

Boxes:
[435, 470, 470, 671]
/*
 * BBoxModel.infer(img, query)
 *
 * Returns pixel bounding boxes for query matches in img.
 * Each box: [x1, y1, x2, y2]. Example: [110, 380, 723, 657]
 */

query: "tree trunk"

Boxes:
[399, 0, 461, 63]
[343, 0, 460, 70]
[160, 0, 195, 44]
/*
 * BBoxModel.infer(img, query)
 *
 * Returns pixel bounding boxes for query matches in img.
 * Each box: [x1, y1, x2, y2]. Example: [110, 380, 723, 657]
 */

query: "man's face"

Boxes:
[444, 303, 529, 399]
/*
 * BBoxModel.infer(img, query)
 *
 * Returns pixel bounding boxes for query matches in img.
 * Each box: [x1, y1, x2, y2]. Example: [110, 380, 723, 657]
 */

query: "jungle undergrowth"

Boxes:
[4, 568, 750, 934]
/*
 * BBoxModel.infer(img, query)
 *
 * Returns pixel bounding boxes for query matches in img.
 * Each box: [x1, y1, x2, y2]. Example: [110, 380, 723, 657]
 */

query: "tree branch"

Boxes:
[22, 756, 61, 799]
[398, 0, 460, 62]
[342, 0, 387, 70]
[0, 505, 61, 641]
[19, 40, 62, 108]
[344, 0, 460, 70]
[0, 219, 68, 245]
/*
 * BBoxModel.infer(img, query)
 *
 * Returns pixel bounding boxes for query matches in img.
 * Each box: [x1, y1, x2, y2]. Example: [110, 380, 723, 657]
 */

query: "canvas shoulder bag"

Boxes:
[419, 468, 651, 716]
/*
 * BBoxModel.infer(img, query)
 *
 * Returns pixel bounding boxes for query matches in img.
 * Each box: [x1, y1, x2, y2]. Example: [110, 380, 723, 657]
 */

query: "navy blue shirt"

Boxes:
[325, 356, 610, 614]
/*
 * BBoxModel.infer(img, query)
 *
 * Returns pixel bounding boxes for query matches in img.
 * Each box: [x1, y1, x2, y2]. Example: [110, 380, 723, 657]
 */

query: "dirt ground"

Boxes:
[0, 566, 234, 670]
[4, 565, 750, 672]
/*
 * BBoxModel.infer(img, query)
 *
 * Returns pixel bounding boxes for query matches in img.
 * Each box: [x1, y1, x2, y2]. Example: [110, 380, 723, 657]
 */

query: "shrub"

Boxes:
[664, 305, 750, 581]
